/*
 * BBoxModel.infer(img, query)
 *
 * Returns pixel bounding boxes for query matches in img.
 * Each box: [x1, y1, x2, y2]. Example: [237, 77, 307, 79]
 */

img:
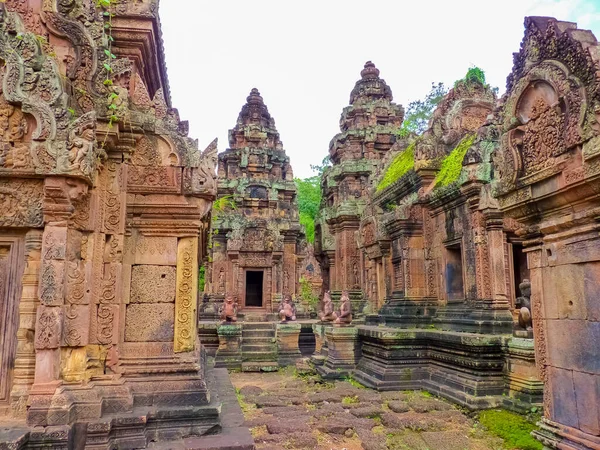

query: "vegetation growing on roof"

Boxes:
[377, 141, 416, 191]
[434, 134, 475, 188]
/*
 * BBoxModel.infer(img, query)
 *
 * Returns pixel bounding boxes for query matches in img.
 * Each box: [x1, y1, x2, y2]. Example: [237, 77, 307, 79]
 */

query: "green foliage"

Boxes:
[299, 212, 315, 243]
[212, 195, 236, 219]
[198, 265, 205, 292]
[310, 155, 331, 176]
[295, 176, 321, 243]
[399, 82, 448, 137]
[342, 375, 367, 389]
[434, 134, 475, 188]
[377, 141, 415, 191]
[342, 395, 359, 405]
[479, 409, 543, 450]
[299, 276, 318, 310]
[464, 66, 486, 85]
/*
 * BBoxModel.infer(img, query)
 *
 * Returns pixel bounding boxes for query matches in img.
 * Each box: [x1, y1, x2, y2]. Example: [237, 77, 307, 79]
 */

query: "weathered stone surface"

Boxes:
[130, 265, 176, 303]
[124, 304, 175, 342]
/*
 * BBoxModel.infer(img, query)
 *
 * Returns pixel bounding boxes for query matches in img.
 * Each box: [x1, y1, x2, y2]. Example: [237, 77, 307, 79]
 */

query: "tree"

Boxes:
[399, 82, 448, 137]
[309, 155, 331, 176]
[295, 175, 321, 243]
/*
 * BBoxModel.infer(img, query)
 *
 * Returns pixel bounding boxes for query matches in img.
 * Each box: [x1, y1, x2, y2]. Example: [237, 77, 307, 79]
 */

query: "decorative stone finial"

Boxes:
[246, 88, 264, 105]
[361, 61, 380, 79]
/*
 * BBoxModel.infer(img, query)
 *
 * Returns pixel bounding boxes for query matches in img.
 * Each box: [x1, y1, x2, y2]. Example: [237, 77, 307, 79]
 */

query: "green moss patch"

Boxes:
[377, 141, 415, 191]
[434, 134, 475, 188]
[479, 409, 542, 450]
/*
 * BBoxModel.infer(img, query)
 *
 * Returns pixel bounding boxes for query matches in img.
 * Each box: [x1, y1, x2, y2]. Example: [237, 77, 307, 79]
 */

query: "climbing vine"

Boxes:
[377, 141, 416, 191]
[434, 134, 476, 188]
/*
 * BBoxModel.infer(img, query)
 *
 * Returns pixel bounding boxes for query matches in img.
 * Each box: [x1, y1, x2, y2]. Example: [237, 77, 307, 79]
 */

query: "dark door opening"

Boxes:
[245, 271, 263, 307]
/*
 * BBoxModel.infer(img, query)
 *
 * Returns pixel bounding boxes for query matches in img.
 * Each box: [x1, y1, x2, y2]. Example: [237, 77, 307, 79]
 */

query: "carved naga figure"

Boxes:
[319, 290, 336, 322]
[335, 290, 353, 325]
[278, 293, 297, 322]
[219, 293, 238, 323]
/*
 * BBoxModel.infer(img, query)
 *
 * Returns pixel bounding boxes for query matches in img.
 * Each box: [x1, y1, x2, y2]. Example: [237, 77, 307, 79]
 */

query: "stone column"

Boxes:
[484, 210, 509, 309]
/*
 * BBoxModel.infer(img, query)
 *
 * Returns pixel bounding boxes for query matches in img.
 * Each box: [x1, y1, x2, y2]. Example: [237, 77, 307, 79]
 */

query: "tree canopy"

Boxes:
[398, 82, 448, 137]
[295, 175, 321, 243]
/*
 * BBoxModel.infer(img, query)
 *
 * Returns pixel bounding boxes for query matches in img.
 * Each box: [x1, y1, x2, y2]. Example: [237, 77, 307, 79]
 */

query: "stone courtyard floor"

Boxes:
[230, 368, 510, 450]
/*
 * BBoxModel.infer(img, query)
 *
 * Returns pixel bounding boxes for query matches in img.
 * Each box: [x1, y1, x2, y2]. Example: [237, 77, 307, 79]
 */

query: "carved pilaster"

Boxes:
[174, 237, 198, 353]
[10, 230, 42, 417]
[484, 210, 509, 309]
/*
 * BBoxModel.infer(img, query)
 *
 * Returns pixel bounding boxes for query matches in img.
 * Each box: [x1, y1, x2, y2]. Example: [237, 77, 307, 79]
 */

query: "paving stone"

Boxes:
[313, 402, 346, 418]
[239, 385, 263, 397]
[356, 428, 387, 450]
[381, 391, 411, 402]
[255, 397, 287, 408]
[350, 405, 384, 418]
[308, 390, 344, 403]
[421, 431, 472, 450]
[388, 400, 411, 413]
[408, 397, 453, 413]
[381, 412, 445, 431]
[265, 418, 310, 434]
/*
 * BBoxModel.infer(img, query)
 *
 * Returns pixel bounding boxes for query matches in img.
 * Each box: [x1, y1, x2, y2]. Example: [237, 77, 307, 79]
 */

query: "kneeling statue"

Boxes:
[219, 293, 238, 323]
[335, 290, 353, 325]
[279, 294, 297, 322]
[319, 291, 336, 322]
[516, 279, 533, 332]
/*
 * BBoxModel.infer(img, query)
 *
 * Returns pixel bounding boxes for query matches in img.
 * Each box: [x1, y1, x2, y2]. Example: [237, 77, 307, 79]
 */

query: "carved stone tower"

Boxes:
[315, 61, 404, 310]
[204, 89, 304, 315]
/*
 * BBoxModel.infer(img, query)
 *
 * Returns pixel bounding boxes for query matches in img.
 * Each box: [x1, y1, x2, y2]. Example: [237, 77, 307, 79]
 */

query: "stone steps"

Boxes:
[241, 344, 277, 353]
[241, 329, 274, 338]
[242, 351, 278, 362]
[241, 322, 275, 330]
[241, 361, 279, 372]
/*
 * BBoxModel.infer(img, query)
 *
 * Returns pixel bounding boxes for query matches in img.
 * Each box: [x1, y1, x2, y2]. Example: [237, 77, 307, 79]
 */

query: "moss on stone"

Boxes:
[479, 409, 542, 450]
[377, 141, 416, 191]
[434, 134, 475, 188]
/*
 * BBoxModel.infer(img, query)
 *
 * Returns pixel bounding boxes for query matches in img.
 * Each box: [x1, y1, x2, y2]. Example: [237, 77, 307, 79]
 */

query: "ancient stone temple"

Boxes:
[203, 88, 304, 316]
[315, 61, 404, 311]
[491, 17, 600, 450]
[0, 0, 251, 448]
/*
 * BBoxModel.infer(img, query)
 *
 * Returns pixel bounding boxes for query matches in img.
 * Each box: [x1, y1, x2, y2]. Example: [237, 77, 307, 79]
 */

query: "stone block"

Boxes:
[215, 324, 243, 370]
[573, 370, 600, 435]
[584, 262, 600, 321]
[133, 235, 178, 266]
[546, 318, 600, 374]
[130, 265, 176, 303]
[62, 304, 90, 346]
[39, 260, 66, 306]
[548, 366, 579, 429]
[42, 226, 67, 261]
[35, 305, 62, 349]
[277, 322, 302, 366]
[553, 264, 586, 320]
[124, 303, 174, 342]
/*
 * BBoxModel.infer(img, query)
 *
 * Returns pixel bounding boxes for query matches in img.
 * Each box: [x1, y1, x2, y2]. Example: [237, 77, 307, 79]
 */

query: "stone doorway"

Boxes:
[0, 236, 24, 413]
[245, 270, 264, 308]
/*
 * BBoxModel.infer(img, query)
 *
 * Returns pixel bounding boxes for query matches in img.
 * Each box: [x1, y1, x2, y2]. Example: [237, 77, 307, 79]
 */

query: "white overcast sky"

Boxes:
[159, 0, 600, 179]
